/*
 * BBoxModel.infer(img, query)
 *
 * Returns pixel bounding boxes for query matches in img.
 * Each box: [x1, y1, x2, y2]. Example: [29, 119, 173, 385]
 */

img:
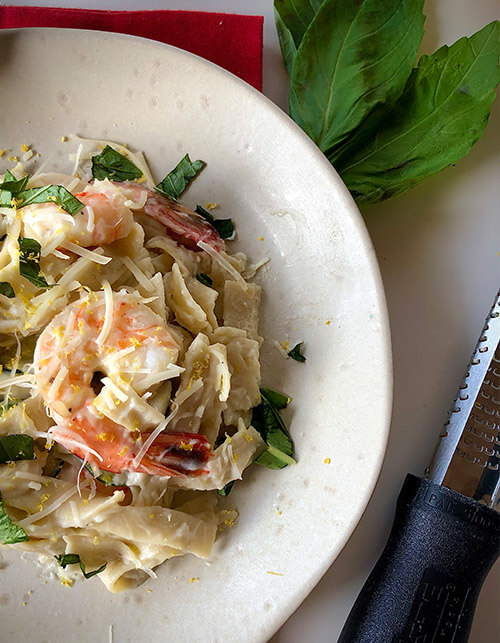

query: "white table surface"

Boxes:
[3, 1, 499, 641]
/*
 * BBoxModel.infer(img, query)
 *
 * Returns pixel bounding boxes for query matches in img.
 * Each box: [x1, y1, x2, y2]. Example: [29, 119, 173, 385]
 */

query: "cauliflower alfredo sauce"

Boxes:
[0, 139, 295, 592]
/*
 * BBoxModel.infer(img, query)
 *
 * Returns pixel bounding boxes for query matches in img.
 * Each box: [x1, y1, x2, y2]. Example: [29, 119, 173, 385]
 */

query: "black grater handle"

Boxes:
[338, 474, 500, 643]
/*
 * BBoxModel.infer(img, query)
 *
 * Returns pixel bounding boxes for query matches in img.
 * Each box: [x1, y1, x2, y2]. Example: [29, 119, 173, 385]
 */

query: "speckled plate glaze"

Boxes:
[0, 28, 392, 643]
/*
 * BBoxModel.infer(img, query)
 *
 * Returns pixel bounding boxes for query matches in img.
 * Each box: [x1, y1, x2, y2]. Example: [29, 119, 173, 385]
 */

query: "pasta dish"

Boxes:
[0, 140, 295, 591]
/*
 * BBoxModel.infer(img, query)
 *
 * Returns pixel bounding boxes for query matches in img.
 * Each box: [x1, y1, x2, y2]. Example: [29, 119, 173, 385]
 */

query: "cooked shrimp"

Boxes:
[33, 290, 212, 477]
[21, 180, 134, 250]
[21, 179, 224, 252]
[119, 182, 225, 252]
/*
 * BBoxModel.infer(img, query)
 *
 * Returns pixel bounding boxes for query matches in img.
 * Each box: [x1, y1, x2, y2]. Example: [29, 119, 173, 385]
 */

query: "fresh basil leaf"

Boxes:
[0, 190, 11, 207]
[217, 481, 235, 497]
[274, 0, 324, 74]
[91, 145, 143, 182]
[256, 445, 296, 470]
[18, 237, 52, 289]
[0, 398, 20, 417]
[1, 170, 15, 183]
[0, 282, 15, 298]
[260, 387, 290, 411]
[84, 462, 128, 487]
[0, 171, 29, 194]
[19, 237, 41, 258]
[195, 204, 215, 223]
[195, 205, 235, 239]
[196, 272, 213, 287]
[212, 219, 235, 240]
[288, 342, 306, 363]
[289, 0, 425, 161]
[0, 172, 15, 206]
[262, 404, 294, 456]
[0, 435, 34, 463]
[0, 491, 28, 544]
[252, 388, 295, 470]
[55, 553, 107, 579]
[156, 155, 206, 201]
[339, 20, 500, 204]
[16, 185, 84, 215]
[55, 553, 80, 567]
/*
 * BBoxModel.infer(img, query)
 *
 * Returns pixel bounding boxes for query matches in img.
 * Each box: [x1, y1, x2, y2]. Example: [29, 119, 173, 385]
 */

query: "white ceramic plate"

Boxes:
[0, 28, 391, 642]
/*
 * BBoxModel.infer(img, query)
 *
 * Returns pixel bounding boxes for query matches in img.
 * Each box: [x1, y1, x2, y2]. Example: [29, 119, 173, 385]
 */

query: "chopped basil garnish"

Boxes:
[0, 434, 34, 463]
[91, 145, 143, 182]
[42, 455, 64, 479]
[252, 387, 295, 470]
[0, 282, 15, 298]
[0, 398, 20, 417]
[260, 388, 289, 410]
[0, 170, 30, 206]
[288, 342, 306, 363]
[15, 185, 84, 215]
[55, 553, 107, 579]
[0, 491, 28, 544]
[196, 272, 213, 287]
[84, 462, 128, 487]
[156, 154, 206, 201]
[217, 481, 235, 497]
[0, 170, 29, 194]
[18, 237, 52, 289]
[195, 205, 235, 239]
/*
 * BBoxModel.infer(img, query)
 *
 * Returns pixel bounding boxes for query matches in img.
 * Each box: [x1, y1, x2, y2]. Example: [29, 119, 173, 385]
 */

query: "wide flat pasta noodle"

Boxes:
[169, 333, 230, 443]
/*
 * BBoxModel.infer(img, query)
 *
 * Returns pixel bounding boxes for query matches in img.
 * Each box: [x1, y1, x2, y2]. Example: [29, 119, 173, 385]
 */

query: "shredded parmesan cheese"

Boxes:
[197, 241, 247, 287]
[96, 281, 114, 346]
[100, 377, 129, 403]
[61, 241, 111, 265]
[18, 483, 87, 526]
[71, 142, 83, 177]
[120, 255, 155, 292]
[132, 405, 179, 469]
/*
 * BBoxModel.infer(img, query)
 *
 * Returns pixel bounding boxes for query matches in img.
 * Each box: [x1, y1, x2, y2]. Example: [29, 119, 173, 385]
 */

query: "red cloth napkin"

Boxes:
[0, 6, 263, 90]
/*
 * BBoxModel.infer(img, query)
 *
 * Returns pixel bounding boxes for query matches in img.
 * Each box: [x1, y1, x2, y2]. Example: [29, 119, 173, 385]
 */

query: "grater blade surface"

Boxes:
[427, 291, 500, 509]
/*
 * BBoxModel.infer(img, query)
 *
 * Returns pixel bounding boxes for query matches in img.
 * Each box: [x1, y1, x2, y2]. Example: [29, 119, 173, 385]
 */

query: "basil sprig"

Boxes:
[288, 342, 306, 363]
[18, 237, 52, 289]
[252, 388, 296, 470]
[0, 434, 34, 463]
[91, 145, 143, 182]
[0, 491, 28, 544]
[276, 0, 500, 204]
[55, 553, 107, 579]
[195, 205, 235, 240]
[287, 0, 425, 164]
[156, 154, 205, 201]
[340, 22, 500, 204]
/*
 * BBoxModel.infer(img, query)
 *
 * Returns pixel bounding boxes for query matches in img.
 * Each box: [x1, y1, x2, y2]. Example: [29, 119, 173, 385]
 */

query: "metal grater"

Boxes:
[340, 290, 500, 642]
[427, 290, 500, 509]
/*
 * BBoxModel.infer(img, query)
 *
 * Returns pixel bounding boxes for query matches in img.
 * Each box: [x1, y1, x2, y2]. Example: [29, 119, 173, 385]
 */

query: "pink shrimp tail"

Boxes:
[138, 432, 212, 477]
[121, 182, 225, 253]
